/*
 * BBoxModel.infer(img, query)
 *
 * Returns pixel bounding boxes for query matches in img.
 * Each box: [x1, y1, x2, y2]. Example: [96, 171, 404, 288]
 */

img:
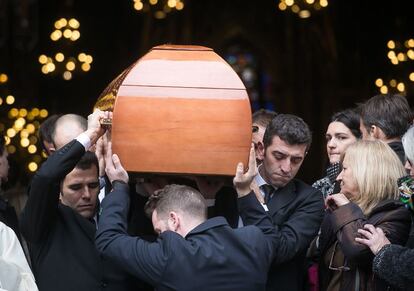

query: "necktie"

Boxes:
[260, 184, 274, 204]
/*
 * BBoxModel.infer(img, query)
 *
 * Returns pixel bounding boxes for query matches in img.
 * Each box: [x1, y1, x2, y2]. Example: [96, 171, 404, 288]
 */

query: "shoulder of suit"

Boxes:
[291, 179, 323, 198]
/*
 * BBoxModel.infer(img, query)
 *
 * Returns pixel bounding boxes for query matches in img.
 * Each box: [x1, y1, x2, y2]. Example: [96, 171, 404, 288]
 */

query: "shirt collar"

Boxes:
[255, 165, 277, 191]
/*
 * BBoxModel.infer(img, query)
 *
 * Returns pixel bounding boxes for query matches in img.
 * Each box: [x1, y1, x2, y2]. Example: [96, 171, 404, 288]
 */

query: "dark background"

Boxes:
[1, 0, 413, 185]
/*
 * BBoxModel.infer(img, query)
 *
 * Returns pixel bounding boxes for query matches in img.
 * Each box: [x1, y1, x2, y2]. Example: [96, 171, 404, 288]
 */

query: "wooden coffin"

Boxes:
[95, 45, 252, 176]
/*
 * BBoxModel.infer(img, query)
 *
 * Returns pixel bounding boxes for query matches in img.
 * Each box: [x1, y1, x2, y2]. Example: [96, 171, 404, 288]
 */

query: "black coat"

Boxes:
[96, 185, 279, 291]
[265, 179, 325, 291]
[20, 140, 133, 291]
[373, 244, 414, 291]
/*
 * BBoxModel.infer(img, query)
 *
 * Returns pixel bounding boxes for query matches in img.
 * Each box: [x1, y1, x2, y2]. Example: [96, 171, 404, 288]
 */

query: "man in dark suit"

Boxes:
[20, 110, 133, 291]
[255, 114, 324, 291]
[96, 144, 279, 291]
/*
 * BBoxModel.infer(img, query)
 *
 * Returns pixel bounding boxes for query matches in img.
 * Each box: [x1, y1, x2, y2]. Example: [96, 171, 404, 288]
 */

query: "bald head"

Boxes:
[52, 114, 87, 150]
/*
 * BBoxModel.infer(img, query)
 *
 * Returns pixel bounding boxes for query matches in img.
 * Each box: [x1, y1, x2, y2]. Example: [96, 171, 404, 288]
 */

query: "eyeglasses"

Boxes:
[328, 241, 350, 271]
[252, 125, 259, 133]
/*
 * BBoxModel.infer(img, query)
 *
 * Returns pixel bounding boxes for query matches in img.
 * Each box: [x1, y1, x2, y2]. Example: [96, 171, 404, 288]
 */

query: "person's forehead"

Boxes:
[64, 166, 98, 183]
[268, 136, 307, 157]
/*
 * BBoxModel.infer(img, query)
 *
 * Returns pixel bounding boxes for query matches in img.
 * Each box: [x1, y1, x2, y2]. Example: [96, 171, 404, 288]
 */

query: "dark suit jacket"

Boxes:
[266, 179, 324, 291]
[96, 185, 279, 291]
[20, 140, 132, 291]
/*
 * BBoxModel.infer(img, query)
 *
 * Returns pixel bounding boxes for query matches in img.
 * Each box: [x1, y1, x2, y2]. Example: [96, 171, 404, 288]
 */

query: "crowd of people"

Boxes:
[0, 93, 413, 291]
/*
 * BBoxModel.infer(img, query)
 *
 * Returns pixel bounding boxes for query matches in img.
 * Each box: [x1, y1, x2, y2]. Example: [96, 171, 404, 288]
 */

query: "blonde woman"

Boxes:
[318, 140, 411, 291]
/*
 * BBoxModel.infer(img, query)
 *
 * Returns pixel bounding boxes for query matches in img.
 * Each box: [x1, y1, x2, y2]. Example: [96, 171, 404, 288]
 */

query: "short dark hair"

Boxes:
[75, 151, 99, 172]
[144, 184, 207, 220]
[331, 109, 362, 139]
[263, 114, 312, 150]
[359, 94, 412, 139]
[39, 114, 61, 151]
[252, 109, 278, 128]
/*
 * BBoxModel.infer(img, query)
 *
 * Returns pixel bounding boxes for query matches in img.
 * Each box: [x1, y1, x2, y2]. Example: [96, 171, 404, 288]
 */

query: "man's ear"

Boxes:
[257, 141, 265, 161]
[167, 211, 180, 232]
[370, 125, 385, 139]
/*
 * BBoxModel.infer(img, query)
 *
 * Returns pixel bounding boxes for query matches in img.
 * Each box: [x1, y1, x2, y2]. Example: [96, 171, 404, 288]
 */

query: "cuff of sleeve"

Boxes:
[372, 243, 394, 274]
[238, 191, 264, 212]
[75, 132, 91, 151]
[112, 180, 129, 192]
[331, 202, 364, 233]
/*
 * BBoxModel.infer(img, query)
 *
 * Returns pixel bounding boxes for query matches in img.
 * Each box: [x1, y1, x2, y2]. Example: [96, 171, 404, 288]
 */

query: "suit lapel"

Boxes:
[73, 211, 96, 242]
[268, 181, 296, 216]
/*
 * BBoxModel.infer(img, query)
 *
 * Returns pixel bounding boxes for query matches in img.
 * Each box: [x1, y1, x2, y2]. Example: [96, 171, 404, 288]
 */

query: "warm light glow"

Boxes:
[39, 55, 48, 64]
[50, 30, 62, 41]
[55, 53, 65, 62]
[397, 52, 406, 61]
[0, 98, 2, 105]
[59, 18, 68, 27]
[66, 61, 76, 71]
[390, 79, 397, 87]
[85, 55, 93, 64]
[167, 0, 177, 8]
[20, 129, 29, 138]
[41, 65, 49, 74]
[6, 128, 16, 138]
[278, 2, 287, 10]
[375, 78, 383, 87]
[28, 145, 37, 154]
[134, 1, 144, 10]
[410, 72, 414, 82]
[40, 109, 48, 118]
[78, 53, 86, 62]
[68, 18, 80, 29]
[299, 10, 311, 18]
[4, 136, 10, 145]
[176, 1, 184, 10]
[387, 40, 395, 49]
[7, 145, 16, 154]
[407, 49, 414, 60]
[305, 0, 315, 4]
[63, 29, 72, 38]
[6, 95, 15, 105]
[63, 71, 72, 80]
[320, 0, 328, 8]
[32, 108, 39, 116]
[28, 162, 38, 172]
[15, 117, 26, 129]
[397, 82, 405, 92]
[154, 10, 166, 19]
[19, 108, 28, 117]
[408, 39, 414, 48]
[387, 50, 396, 59]
[81, 63, 91, 71]
[46, 63, 56, 72]
[26, 123, 35, 134]
[285, 0, 294, 6]
[70, 30, 80, 41]
[291, 4, 300, 13]
[149, 0, 158, 4]
[0, 73, 8, 83]
[29, 136, 38, 144]
[54, 20, 63, 30]
[380, 85, 388, 94]
[9, 108, 18, 118]
[391, 58, 399, 65]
